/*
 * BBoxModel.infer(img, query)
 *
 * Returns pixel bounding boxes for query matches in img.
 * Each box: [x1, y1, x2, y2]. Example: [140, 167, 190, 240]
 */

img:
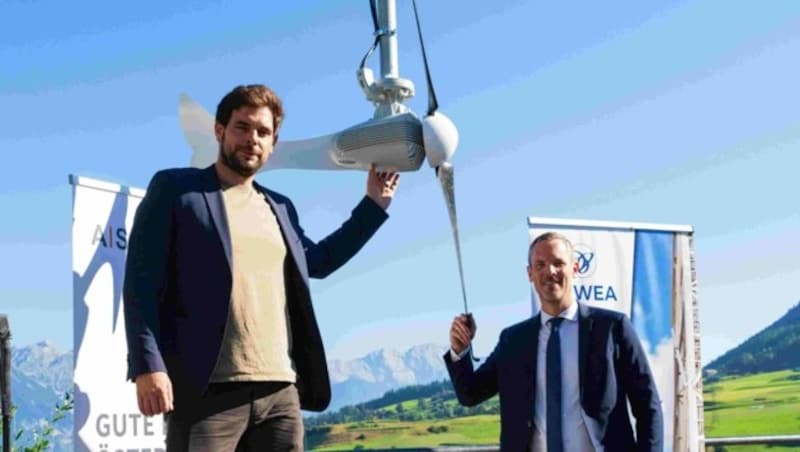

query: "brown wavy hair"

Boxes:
[215, 84, 285, 133]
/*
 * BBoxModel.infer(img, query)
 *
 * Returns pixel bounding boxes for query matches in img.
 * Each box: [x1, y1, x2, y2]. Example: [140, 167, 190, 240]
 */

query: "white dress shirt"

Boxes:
[532, 302, 603, 451]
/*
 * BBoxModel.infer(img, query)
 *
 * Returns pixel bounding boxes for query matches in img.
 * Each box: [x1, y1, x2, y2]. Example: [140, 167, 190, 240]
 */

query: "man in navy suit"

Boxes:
[445, 232, 663, 451]
[123, 84, 399, 451]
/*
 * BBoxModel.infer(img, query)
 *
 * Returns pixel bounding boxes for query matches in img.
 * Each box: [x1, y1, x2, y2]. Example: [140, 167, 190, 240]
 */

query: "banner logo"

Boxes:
[91, 224, 128, 250]
[573, 243, 596, 279]
[572, 243, 617, 301]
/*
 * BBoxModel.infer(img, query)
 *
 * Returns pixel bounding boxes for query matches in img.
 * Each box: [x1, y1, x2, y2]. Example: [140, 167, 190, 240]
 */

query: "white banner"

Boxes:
[70, 175, 166, 452]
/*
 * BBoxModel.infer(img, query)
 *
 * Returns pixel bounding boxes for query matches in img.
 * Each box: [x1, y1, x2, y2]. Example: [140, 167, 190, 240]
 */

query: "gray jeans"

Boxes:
[165, 382, 304, 451]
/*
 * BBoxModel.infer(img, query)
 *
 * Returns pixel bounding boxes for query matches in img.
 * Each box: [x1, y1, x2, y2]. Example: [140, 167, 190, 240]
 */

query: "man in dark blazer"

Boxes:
[123, 84, 400, 450]
[445, 232, 663, 451]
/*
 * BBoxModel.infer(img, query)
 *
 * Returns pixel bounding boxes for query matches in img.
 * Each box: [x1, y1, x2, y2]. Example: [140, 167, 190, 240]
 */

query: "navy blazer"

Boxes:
[123, 165, 387, 412]
[444, 303, 663, 451]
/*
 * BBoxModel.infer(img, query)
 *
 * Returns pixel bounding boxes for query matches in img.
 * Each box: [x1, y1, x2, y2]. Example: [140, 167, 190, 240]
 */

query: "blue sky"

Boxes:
[1, 1, 798, 366]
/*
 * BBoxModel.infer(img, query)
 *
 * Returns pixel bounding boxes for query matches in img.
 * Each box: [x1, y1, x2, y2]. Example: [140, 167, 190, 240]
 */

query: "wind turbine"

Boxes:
[179, 0, 470, 316]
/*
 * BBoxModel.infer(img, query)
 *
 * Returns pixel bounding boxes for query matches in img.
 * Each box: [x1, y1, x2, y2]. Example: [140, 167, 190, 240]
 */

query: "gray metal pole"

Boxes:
[376, 0, 399, 79]
[371, 0, 414, 118]
[0, 315, 10, 452]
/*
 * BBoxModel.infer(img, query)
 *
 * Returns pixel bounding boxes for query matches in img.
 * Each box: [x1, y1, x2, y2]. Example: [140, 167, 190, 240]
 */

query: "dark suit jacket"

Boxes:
[444, 303, 663, 452]
[123, 165, 387, 412]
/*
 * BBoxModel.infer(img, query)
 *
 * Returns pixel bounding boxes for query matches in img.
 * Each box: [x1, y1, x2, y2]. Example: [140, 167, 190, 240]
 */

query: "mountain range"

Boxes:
[8, 341, 73, 451]
[326, 343, 449, 412]
[6, 341, 448, 448]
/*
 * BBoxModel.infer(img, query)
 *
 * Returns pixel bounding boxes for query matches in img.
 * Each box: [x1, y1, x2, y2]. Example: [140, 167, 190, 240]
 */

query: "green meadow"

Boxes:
[703, 369, 800, 451]
[306, 369, 800, 450]
[306, 415, 500, 450]
[704, 369, 800, 436]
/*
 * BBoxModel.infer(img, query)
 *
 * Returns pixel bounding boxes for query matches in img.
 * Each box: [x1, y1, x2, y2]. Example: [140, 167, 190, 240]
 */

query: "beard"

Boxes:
[219, 139, 262, 178]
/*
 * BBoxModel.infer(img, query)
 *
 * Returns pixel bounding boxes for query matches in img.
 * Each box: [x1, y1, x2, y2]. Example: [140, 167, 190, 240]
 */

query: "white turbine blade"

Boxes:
[436, 161, 469, 314]
[178, 93, 217, 168]
[269, 134, 341, 171]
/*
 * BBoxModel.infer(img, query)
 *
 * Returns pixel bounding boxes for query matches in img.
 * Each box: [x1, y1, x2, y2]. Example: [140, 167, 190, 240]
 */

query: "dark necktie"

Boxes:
[547, 317, 564, 452]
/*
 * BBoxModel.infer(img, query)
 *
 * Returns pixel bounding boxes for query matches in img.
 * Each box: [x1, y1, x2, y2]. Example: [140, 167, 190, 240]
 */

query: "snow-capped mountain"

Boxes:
[325, 343, 449, 412]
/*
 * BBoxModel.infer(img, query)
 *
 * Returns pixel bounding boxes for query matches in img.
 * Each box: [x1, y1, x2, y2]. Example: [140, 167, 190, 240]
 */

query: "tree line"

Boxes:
[305, 379, 499, 428]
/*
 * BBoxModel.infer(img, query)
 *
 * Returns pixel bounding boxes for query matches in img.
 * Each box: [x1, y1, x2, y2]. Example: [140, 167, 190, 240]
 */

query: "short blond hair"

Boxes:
[528, 231, 575, 264]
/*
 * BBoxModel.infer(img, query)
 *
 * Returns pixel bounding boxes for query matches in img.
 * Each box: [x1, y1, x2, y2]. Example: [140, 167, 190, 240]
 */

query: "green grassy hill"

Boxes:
[305, 379, 500, 450]
[307, 415, 500, 450]
[305, 380, 498, 428]
[705, 302, 800, 376]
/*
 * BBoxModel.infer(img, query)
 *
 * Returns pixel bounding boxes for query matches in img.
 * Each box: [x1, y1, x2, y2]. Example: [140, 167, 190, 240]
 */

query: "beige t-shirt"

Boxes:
[210, 184, 296, 383]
